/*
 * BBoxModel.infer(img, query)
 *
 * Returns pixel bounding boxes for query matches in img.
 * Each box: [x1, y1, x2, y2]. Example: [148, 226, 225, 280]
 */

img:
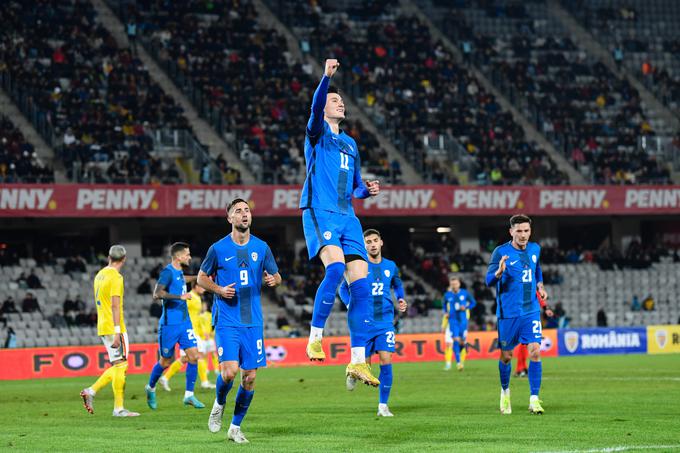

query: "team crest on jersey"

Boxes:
[384, 269, 391, 277]
[532, 255, 537, 263]
[564, 331, 579, 353]
[323, 231, 332, 240]
[163, 348, 169, 355]
[251, 252, 258, 262]
[460, 295, 465, 300]
[655, 329, 668, 349]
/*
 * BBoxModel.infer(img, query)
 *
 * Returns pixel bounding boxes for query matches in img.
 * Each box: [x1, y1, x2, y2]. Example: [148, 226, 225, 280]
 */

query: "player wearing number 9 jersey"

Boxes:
[486, 214, 549, 415]
[339, 229, 407, 417]
[198, 198, 281, 444]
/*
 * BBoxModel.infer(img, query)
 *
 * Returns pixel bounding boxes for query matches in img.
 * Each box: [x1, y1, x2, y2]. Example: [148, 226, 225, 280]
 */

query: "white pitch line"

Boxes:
[533, 445, 680, 453]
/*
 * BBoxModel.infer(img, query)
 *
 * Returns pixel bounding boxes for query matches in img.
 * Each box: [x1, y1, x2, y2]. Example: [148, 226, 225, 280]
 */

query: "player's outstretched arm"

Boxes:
[307, 59, 338, 138]
[392, 270, 407, 312]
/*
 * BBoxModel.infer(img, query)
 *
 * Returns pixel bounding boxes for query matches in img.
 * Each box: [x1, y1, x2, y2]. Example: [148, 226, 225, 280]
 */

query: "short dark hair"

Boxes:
[363, 229, 381, 238]
[328, 85, 339, 94]
[509, 214, 532, 227]
[226, 198, 248, 214]
[170, 242, 189, 257]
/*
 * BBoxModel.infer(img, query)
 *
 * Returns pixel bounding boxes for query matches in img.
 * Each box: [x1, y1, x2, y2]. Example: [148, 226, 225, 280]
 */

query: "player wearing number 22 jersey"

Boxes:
[487, 214, 548, 416]
[339, 229, 407, 417]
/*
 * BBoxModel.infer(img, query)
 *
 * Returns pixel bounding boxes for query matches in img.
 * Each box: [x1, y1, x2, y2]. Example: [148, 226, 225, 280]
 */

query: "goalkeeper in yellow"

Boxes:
[80, 245, 139, 417]
[158, 284, 215, 390]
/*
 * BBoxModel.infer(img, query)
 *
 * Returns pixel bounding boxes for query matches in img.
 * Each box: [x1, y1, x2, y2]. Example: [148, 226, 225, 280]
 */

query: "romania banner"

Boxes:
[558, 327, 647, 356]
[647, 325, 680, 354]
[0, 330, 557, 380]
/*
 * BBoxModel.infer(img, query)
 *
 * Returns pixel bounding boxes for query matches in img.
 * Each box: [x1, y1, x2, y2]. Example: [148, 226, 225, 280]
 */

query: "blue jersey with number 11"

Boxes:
[200, 234, 279, 328]
[300, 75, 368, 215]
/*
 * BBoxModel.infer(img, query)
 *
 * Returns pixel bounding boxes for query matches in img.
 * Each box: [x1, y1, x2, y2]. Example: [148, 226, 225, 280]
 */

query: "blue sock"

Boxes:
[148, 362, 165, 389]
[453, 342, 461, 364]
[215, 374, 234, 405]
[231, 386, 255, 427]
[348, 278, 370, 347]
[185, 362, 198, 392]
[499, 361, 511, 390]
[379, 364, 393, 405]
[311, 262, 345, 329]
[528, 360, 542, 396]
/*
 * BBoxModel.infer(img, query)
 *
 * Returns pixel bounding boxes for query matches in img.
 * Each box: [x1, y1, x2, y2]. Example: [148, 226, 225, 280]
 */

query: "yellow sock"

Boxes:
[445, 345, 453, 365]
[112, 362, 128, 410]
[211, 353, 219, 372]
[198, 358, 208, 384]
[461, 347, 467, 364]
[91, 365, 116, 393]
[164, 360, 183, 381]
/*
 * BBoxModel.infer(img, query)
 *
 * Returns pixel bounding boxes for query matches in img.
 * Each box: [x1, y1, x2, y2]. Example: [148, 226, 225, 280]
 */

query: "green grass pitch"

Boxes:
[1, 355, 679, 452]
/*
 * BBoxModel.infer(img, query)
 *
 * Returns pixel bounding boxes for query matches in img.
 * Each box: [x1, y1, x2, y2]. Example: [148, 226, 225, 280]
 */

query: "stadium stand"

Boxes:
[108, 0, 402, 185]
[265, 0, 570, 186]
[0, 0, 199, 184]
[0, 115, 53, 183]
[562, 0, 680, 112]
[416, 0, 675, 185]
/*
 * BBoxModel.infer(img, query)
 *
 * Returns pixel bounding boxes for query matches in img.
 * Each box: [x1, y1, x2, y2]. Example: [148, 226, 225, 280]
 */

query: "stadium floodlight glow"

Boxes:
[436, 227, 451, 233]
[408, 228, 416, 233]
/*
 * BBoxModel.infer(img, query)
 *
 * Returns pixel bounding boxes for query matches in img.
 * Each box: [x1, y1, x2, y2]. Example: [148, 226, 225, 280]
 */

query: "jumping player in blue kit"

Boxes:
[197, 199, 281, 444]
[145, 242, 204, 410]
[486, 214, 549, 415]
[443, 276, 476, 371]
[339, 229, 407, 417]
[301, 58, 381, 387]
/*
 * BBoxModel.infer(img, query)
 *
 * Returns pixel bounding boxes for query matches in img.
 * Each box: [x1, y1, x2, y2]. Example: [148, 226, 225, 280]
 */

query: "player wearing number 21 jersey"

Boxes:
[198, 198, 281, 444]
[486, 214, 549, 415]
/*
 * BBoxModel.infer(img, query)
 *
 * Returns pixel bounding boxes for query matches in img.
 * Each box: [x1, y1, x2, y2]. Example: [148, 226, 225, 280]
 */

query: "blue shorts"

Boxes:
[449, 321, 468, 340]
[158, 321, 197, 358]
[215, 325, 266, 370]
[302, 208, 367, 260]
[497, 311, 542, 351]
[366, 324, 396, 355]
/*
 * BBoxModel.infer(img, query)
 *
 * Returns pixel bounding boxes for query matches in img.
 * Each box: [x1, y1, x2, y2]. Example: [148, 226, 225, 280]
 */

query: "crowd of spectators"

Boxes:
[565, 2, 680, 112]
[539, 240, 678, 270]
[272, 1, 568, 185]
[434, 0, 673, 185]
[119, 0, 399, 185]
[0, 0, 186, 184]
[0, 116, 53, 183]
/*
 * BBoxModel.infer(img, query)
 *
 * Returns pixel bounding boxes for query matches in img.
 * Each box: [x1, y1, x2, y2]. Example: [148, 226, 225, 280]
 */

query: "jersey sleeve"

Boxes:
[466, 289, 477, 309]
[157, 267, 172, 288]
[535, 247, 544, 283]
[352, 151, 370, 199]
[110, 275, 124, 298]
[307, 75, 330, 139]
[486, 247, 503, 286]
[263, 244, 279, 275]
[200, 245, 218, 275]
[338, 280, 350, 307]
[391, 264, 405, 299]
[442, 294, 448, 314]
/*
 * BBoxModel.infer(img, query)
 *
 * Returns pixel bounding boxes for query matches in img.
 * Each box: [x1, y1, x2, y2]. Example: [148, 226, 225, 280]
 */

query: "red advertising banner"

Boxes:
[0, 330, 557, 381]
[1, 184, 680, 217]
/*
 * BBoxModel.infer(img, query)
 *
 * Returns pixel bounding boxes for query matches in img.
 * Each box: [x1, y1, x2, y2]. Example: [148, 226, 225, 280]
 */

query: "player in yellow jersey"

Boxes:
[199, 300, 219, 376]
[158, 284, 215, 390]
[80, 245, 140, 417]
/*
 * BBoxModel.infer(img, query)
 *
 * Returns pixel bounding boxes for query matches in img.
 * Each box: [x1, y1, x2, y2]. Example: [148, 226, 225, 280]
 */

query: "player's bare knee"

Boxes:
[221, 367, 238, 382]
[160, 357, 173, 368]
[241, 370, 257, 390]
[500, 350, 513, 364]
[379, 355, 392, 366]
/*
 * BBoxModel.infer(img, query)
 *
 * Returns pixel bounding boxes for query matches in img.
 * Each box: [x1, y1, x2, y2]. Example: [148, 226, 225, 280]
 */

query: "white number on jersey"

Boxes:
[522, 269, 532, 283]
[532, 320, 542, 335]
[240, 269, 249, 286]
[371, 282, 384, 296]
[257, 339, 263, 355]
[340, 153, 350, 170]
